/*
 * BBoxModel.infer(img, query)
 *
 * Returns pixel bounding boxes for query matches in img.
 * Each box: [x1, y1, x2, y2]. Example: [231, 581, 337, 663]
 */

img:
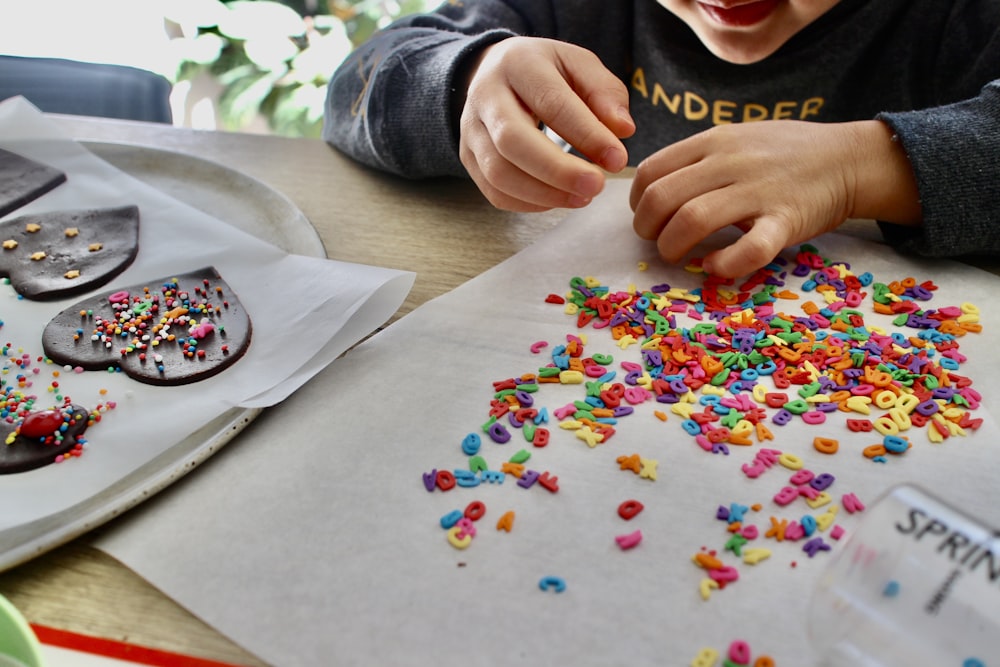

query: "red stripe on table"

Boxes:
[30, 624, 251, 667]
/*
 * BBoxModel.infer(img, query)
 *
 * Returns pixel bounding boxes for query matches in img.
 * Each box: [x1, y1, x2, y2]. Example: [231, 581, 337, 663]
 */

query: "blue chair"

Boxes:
[0, 55, 172, 123]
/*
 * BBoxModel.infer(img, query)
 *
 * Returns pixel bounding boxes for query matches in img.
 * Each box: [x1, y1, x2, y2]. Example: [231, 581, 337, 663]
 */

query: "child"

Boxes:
[324, 0, 1000, 278]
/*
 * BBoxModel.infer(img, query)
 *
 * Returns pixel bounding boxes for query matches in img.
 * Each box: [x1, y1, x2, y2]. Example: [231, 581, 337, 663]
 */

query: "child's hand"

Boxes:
[459, 37, 635, 212]
[629, 120, 922, 278]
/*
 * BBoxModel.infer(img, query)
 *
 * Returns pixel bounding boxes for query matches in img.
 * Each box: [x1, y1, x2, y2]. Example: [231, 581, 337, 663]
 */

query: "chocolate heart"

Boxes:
[0, 403, 92, 474]
[0, 205, 140, 300]
[42, 267, 252, 386]
[0, 147, 66, 218]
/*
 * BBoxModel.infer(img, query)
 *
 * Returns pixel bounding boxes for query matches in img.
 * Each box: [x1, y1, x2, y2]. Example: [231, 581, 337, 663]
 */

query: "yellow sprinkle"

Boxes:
[558, 370, 584, 384]
[616, 334, 638, 350]
[816, 506, 839, 531]
[575, 427, 604, 448]
[806, 492, 834, 510]
[446, 526, 472, 550]
[845, 395, 873, 415]
[698, 578, 719, 600]
[742, 548, 772, 565]
[671, 403, 695, 418]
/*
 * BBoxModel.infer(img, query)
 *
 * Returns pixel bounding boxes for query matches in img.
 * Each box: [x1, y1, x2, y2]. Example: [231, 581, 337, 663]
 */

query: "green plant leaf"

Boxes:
[218, 70, 282, 129]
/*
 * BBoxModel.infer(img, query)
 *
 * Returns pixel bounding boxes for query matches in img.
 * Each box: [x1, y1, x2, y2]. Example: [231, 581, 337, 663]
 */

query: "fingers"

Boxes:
[461, 123, 603, 211]
[634, 170, 793, 279]
[632, 158, 734, 247]
[459, 38, 633, 211]
[629, 121, 859, 278]
[701, 217, 787, 278]
[631, 135, 748, 261]
[644, 183, 767, 265]
[518, 44, 635, 171]
[461, 99, 606, 210]
[639, 183, 789, 278]
[628, 131, 708, 211]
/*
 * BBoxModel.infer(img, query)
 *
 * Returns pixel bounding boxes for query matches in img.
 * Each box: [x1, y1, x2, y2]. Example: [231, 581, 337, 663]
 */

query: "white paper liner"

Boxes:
[0, 97, 414, 541]
[95, 179, 1000, 665]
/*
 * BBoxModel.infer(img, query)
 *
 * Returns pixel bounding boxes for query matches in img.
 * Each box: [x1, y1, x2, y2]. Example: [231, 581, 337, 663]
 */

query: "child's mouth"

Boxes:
[697, 0, 781, 27]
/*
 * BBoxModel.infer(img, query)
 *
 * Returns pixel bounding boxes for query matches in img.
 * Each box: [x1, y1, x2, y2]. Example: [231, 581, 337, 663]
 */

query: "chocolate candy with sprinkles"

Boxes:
[0, 205, 140, 300]
[41, 266, 252, 386]
[0, 403, 93, 474]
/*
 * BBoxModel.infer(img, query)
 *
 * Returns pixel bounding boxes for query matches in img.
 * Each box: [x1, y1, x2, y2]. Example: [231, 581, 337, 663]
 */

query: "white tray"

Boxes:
[0, 141, 325, 571]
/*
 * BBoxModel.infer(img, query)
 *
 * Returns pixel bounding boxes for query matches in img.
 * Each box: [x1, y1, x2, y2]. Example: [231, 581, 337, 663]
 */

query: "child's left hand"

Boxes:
[629, 119, 922, 278]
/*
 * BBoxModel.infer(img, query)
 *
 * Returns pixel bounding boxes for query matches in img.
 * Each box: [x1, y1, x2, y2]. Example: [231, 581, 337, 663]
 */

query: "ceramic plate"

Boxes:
[0, 142, 325, 571]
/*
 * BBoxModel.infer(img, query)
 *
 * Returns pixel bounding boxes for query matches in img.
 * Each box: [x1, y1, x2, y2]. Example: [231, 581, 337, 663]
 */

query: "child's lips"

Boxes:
[697, 0, 781, 27]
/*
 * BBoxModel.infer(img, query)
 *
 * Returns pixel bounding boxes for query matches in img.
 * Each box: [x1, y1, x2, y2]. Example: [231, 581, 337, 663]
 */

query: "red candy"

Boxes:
[19, 409, 64, 439]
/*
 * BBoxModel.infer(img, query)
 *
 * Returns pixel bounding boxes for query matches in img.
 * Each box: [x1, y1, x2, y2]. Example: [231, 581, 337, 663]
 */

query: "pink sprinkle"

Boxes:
[530, 341, 549, 354]
[615, 529, 643, 550]
[189, 322, 216, 339]
[708, 566, 740, 583]
[842, 492, 866, 514]
[73, 366, 85, 374]
[755, 304, 775, 318]
[553, 404, 577, 420]
[830, 525, 846, 540]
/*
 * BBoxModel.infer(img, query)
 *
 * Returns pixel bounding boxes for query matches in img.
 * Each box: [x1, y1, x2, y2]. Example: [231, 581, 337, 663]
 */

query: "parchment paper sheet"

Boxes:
[0, 98, 414, 541]
[96, 179, 1000, 666]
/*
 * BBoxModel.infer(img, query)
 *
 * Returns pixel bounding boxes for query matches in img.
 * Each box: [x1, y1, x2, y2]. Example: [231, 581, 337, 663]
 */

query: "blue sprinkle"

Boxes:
[539, 576, 566, 593]
[882, 580, 900, 597]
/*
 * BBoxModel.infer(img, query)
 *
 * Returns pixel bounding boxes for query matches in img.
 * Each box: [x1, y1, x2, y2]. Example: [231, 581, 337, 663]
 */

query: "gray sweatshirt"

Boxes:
[323, 0, 1000, 260]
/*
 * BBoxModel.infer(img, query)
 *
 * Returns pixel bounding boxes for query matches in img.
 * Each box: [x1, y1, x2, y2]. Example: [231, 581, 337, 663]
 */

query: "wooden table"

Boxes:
[0, 115, 567, 666]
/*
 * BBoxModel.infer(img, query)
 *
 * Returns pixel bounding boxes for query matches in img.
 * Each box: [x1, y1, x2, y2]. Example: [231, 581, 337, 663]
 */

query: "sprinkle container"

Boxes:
[810, 484, 999, 666]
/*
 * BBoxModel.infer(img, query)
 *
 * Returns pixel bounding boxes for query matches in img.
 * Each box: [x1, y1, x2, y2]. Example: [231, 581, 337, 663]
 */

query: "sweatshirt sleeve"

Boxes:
[876, 79, 1000, 258]
[322, 4, 546, 179]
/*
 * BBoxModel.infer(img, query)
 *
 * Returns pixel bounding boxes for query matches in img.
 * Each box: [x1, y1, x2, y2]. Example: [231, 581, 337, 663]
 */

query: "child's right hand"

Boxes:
[458, 37, 635, 212]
